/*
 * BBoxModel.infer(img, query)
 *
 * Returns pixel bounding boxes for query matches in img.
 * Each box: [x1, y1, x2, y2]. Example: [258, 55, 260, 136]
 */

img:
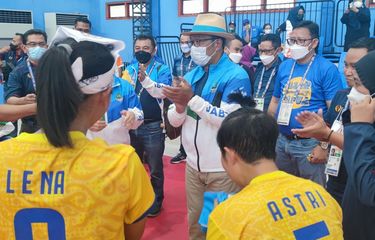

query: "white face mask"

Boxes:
[290, 43, 311, 60]
[180, 43, 191, 53]
[191, 40, 217, 66]
[354, 1, 363, 8]
[347, 87, 368, 103]
[264, 29, 272, 34]
[228, 52, 242, 64]
[259, 54, 275, 66]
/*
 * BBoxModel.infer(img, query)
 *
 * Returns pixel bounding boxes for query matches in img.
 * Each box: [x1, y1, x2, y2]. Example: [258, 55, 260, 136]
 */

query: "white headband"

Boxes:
[71, 57, 116, 95]
[50, 26, 125, 94]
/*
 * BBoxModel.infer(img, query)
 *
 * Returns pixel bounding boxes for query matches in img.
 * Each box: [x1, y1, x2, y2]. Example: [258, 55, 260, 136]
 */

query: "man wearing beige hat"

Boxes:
[161, 13, 252, 239]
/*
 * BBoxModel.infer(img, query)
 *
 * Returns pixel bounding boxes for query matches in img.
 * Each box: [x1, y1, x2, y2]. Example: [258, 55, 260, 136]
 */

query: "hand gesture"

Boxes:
[138, 64, 147, 82]
[350, 96, 375, 124]
[89, 120, 107, 132]
[291, 109, 331, 141]
[162, 78, 194, 108]
[23, 93, 36, 104]
[121, 110, 136, 129]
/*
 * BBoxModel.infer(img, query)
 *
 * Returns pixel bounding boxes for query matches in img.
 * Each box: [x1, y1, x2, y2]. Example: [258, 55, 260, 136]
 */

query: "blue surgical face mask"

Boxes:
[28, 46, 47, 61]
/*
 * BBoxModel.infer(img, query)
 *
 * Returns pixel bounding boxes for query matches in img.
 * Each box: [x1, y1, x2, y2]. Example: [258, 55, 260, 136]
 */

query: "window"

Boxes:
[108, 3, 126, 18]
[208, 0, 231, 12]
[106, 1, 134, 19]
[236, 0, 262, 11]
[182, 0, 204, 14]
[266, 0, 294, 9]
[180, 0, 295, 15]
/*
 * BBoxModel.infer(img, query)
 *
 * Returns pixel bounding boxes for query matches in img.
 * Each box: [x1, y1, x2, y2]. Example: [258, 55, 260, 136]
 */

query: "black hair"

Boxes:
[134, 35, 156, 50]
[74, 17, 91, 28]
[226, 34, 245, 47]
[349, 37, 375, 52]
[36, 41, 114, 148]
[263, 23, 272, 29]
[23, 29, 47, 45]
[293, 20, 320, 39]
[217, 107, 279, 164]
[15, 33, 24, 43]
[260, 34, 281, 49]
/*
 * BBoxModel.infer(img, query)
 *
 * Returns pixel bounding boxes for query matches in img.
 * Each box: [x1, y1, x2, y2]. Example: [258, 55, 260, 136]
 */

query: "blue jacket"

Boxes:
[343, 122, 375, 240]
[107, 76, 143, 123]
[126, 59, 171, 122]
[168, 53, 251, 172]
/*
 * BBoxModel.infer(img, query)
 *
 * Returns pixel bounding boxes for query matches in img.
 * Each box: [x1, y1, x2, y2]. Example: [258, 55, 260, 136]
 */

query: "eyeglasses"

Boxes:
[180, 41, 192, 45]
[286, 38, 313, 46]
[26, 42, 47, 48]
[191, 38, 217, 47]
[258, 48, 275, 55]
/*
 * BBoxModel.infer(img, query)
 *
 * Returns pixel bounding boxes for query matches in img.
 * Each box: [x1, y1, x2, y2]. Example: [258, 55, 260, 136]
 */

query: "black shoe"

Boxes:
[147, 206, 162, 217]
[170, 152, 186, 164]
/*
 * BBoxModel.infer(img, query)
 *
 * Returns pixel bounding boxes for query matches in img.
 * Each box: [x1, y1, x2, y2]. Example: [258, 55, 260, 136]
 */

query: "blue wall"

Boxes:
[1, 0, 374, 60]
[0, 0, 92, 31]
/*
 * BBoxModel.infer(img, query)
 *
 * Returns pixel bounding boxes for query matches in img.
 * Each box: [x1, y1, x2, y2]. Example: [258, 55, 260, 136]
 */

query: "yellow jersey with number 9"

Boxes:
[207, 171, 343, 240]
[0, 131, 154, 240]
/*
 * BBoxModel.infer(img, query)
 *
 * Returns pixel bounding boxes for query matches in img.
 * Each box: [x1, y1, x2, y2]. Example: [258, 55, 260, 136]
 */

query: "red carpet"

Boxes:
[142, 156, 188, 240]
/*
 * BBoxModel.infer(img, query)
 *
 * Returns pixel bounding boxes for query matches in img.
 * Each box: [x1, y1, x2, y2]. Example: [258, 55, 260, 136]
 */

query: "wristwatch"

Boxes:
[319, 141, 329, 150]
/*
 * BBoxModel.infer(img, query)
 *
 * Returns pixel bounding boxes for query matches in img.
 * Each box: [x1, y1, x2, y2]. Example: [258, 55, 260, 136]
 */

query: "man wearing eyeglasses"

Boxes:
[5, 29, 48, 133]
[161, 13, 251, 240]
[268, 21, 342, 186]
[253, 33, 282, 112]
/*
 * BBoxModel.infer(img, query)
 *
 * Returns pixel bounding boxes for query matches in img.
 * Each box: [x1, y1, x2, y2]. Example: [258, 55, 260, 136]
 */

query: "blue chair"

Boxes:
[338, 52, 348, 89]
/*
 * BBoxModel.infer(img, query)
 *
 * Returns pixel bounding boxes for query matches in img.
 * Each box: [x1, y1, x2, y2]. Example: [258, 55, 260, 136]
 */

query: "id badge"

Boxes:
[254, 98, 265, 111]
[277, 102, 293, 126]
[331, 120, 343, 134]
[325, 145, 343, 177]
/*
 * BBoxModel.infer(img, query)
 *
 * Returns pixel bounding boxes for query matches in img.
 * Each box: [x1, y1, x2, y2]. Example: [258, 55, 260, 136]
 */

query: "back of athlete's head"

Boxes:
[217, 107, 279, 164]
[36, 40, 115, 148]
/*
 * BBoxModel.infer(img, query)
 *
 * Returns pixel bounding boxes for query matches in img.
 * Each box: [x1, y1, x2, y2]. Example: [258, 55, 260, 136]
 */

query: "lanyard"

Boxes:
[135, 61, 157, 97]
[255, 66, 276, 98]
[27, 60, 36, 90]
[180, 57, 193, 76]
[282, 55, 315, 102]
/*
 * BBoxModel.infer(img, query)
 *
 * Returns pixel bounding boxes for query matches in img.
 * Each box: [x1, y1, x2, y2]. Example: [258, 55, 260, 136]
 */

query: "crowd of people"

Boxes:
[0, 1, 374, 239]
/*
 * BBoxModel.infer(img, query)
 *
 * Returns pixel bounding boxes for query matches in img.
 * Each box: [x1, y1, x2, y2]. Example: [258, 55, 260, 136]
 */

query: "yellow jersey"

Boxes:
[207, 171, 343, 240]
[0, 131, 154, 240]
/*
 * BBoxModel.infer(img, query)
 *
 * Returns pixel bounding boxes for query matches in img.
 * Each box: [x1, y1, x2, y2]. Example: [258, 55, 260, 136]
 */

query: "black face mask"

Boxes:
[297, 14, 304, 21]
[135, 51, 152, 64]
[9, 43, 18, 51]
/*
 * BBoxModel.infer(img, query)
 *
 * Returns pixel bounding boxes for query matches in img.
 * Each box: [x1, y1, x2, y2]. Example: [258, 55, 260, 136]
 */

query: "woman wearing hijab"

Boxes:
[340, 50, 375, 240]
[0, 31, 154, 239]
[341, 0, 371, 51]
[276, 6, 305, 34]
[239, 42, 256, 88]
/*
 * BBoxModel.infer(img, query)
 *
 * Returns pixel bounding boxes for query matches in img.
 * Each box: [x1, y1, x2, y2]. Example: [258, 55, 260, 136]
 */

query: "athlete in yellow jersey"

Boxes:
[207, 107, 343, 240]
[0, 29, 154, 240]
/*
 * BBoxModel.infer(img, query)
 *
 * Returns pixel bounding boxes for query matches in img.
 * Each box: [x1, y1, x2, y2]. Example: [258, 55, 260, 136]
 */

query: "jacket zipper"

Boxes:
[194, 118, 200, 172]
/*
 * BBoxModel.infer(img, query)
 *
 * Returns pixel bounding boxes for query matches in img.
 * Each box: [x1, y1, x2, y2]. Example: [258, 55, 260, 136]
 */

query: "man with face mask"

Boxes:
[161, 13, 251, 240]
[253, 34, 282, 112]
[224, 35, 254, 86]
[170, 33, 197, 164]
[124, 35, 172, 217]
[228, 21, 236, 34]
[0, 33, 26, 83]
[268, 21, 342, 186]
[341, 0, 370, 51]
[5, 29, 48, 133]
[291, 38, 375, 205]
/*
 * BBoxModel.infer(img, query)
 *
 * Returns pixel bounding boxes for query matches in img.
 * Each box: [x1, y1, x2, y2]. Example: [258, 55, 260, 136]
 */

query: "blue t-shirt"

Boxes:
[273, 55, 343, 136]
